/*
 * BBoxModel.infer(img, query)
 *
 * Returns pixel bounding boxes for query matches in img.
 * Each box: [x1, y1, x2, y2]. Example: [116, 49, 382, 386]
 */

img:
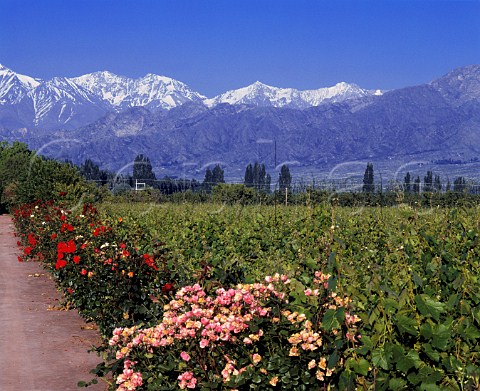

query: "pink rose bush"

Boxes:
[108, 272, 361, 390]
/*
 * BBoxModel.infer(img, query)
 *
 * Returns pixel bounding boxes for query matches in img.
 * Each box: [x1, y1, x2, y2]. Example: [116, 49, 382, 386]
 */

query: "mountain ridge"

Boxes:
[0, 63, 379, 129]
[1, 64, 479, 180]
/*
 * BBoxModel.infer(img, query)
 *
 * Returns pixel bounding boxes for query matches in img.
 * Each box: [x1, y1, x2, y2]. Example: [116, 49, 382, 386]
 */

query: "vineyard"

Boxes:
[2, 141, 480, 390]
[14, 199, 480, 390]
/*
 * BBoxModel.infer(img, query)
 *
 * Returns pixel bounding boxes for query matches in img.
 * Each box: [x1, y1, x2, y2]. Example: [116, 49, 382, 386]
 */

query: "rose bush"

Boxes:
[14, 199, 176, 335]
[106, 272, 361, 390]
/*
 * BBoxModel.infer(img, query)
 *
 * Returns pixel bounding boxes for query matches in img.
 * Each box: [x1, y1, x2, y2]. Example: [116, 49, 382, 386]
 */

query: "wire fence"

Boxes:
[87, 177, 480, 195]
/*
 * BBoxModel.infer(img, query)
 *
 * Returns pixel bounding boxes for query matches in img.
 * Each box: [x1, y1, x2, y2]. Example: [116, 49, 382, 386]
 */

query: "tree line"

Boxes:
[362, 163, 471, 194]
[79, 154, 294, 195]
[81, 153, 475, 197]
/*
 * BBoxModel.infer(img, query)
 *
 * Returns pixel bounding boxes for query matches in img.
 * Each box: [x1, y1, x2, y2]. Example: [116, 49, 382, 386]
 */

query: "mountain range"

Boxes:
[0, 64, 379, 130]
[1, 63, 480, 181]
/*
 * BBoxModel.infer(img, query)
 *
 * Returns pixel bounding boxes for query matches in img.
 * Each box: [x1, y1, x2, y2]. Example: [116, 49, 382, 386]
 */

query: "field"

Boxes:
[15, 199, 480, 390]
[98, 202, 480, 389]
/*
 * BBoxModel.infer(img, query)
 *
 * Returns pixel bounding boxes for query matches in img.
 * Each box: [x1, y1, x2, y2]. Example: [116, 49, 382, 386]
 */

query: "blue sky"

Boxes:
[1, 0, 479, 96]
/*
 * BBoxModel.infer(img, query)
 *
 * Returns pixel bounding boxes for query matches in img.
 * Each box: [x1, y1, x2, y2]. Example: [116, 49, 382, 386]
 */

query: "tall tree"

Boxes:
[404, 172, 411, 193]
[133, 154, 156, 187]
[279, 164, 292, 191]
[212, 165, 225, 184]
[424, 171, 433, 192]
[244, 164, 254, 188]
[244, 162, 270, 191]
[203, 164, 224, 191]
[203, 168, 213, 191]
[362, 163, 374, 193]
[453, 176, 466, 192]
[434, 175, 442, 192]
[265, 173, 272, 193]
[79, 159, 109, 185]
[413, 176, 421, 193]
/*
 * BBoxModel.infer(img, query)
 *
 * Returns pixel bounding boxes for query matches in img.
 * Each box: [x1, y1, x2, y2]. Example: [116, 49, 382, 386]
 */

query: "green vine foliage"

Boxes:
[336, 207, 480, 390]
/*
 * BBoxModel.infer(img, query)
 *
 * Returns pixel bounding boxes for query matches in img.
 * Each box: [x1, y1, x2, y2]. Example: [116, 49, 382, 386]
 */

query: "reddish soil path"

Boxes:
[0, 215, 107, 391]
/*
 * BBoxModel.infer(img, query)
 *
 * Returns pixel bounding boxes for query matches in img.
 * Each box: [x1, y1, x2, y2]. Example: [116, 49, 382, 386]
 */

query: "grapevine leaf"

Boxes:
[395, 315, 418, 336]
[464, 325, 480, 341]
[431, 324, 450, 351]
[415, 294, 446, 321]
[322, 309, 340, 332]
[372, 348, 390, 370]
[347, 358, 370, 376]
[422, 343, 440, 362]
[388, 377, 407, 390]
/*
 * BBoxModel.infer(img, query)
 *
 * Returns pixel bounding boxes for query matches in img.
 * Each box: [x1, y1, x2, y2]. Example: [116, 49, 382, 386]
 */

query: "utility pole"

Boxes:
[274, 139, 277, 168]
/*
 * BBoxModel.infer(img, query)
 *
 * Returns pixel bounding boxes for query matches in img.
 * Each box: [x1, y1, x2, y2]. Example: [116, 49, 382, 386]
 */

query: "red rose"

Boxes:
[162, 283, 175, 294]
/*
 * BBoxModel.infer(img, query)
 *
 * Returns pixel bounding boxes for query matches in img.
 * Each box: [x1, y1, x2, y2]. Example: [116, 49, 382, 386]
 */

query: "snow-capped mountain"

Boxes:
[70, 71, 206, 110]
[0, 63, 381, 130]
[0, 64, 108, 129]
[2, 64, 480, 179]
[0, 64, 41, 105]
[29, 77, 108, 127]
[204, 81, 381, 109]
[0, 64, 208, 129]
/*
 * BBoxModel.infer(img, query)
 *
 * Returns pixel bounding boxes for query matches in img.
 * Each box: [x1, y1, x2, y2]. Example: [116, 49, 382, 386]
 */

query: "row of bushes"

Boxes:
[0, 141, 99, 211]
[110, 184, 480, 209]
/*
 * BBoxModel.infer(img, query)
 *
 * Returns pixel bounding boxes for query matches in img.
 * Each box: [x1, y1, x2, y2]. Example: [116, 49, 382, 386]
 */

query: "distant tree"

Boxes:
[362, 163, 374, 193]
[413, 176, 421, 193]
[159, 176, 200, 195]
[446, 178, 451, 192]
[133, 154, 156, 187]
[212, 165, 225, 184]
[254, 162, 266, 191]
[404, 172, 411, 193]
[204, 168, 213, 185]
[202, 168, 213, 192]
[244, 164, 254, 188]
[434, 175, 442, 192]
[79, 159, 109, 185]
[265, 173, 272, 193]
[453, 176, 467, 192]
[424, 171, 433, 192]
[244, 162, 270, 191]
[203, 164, 224, 191]
[279, 164, 292, 191]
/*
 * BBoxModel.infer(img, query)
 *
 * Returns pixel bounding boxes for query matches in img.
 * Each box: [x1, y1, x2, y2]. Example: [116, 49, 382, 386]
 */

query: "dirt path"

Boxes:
[0, 215, 107, 391]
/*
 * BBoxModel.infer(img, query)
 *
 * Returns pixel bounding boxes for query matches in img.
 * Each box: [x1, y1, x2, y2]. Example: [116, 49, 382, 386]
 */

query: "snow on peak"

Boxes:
[0, 63, 382, 126]
[71, 71, 205, 110]
[0, 64, 42, 104]
[142, 73, 175, 84]
[17, 74, 42, 88]
[0, 63, 11, 74]
[0, 63, 41, 88]
[205, 81, 375, 109]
